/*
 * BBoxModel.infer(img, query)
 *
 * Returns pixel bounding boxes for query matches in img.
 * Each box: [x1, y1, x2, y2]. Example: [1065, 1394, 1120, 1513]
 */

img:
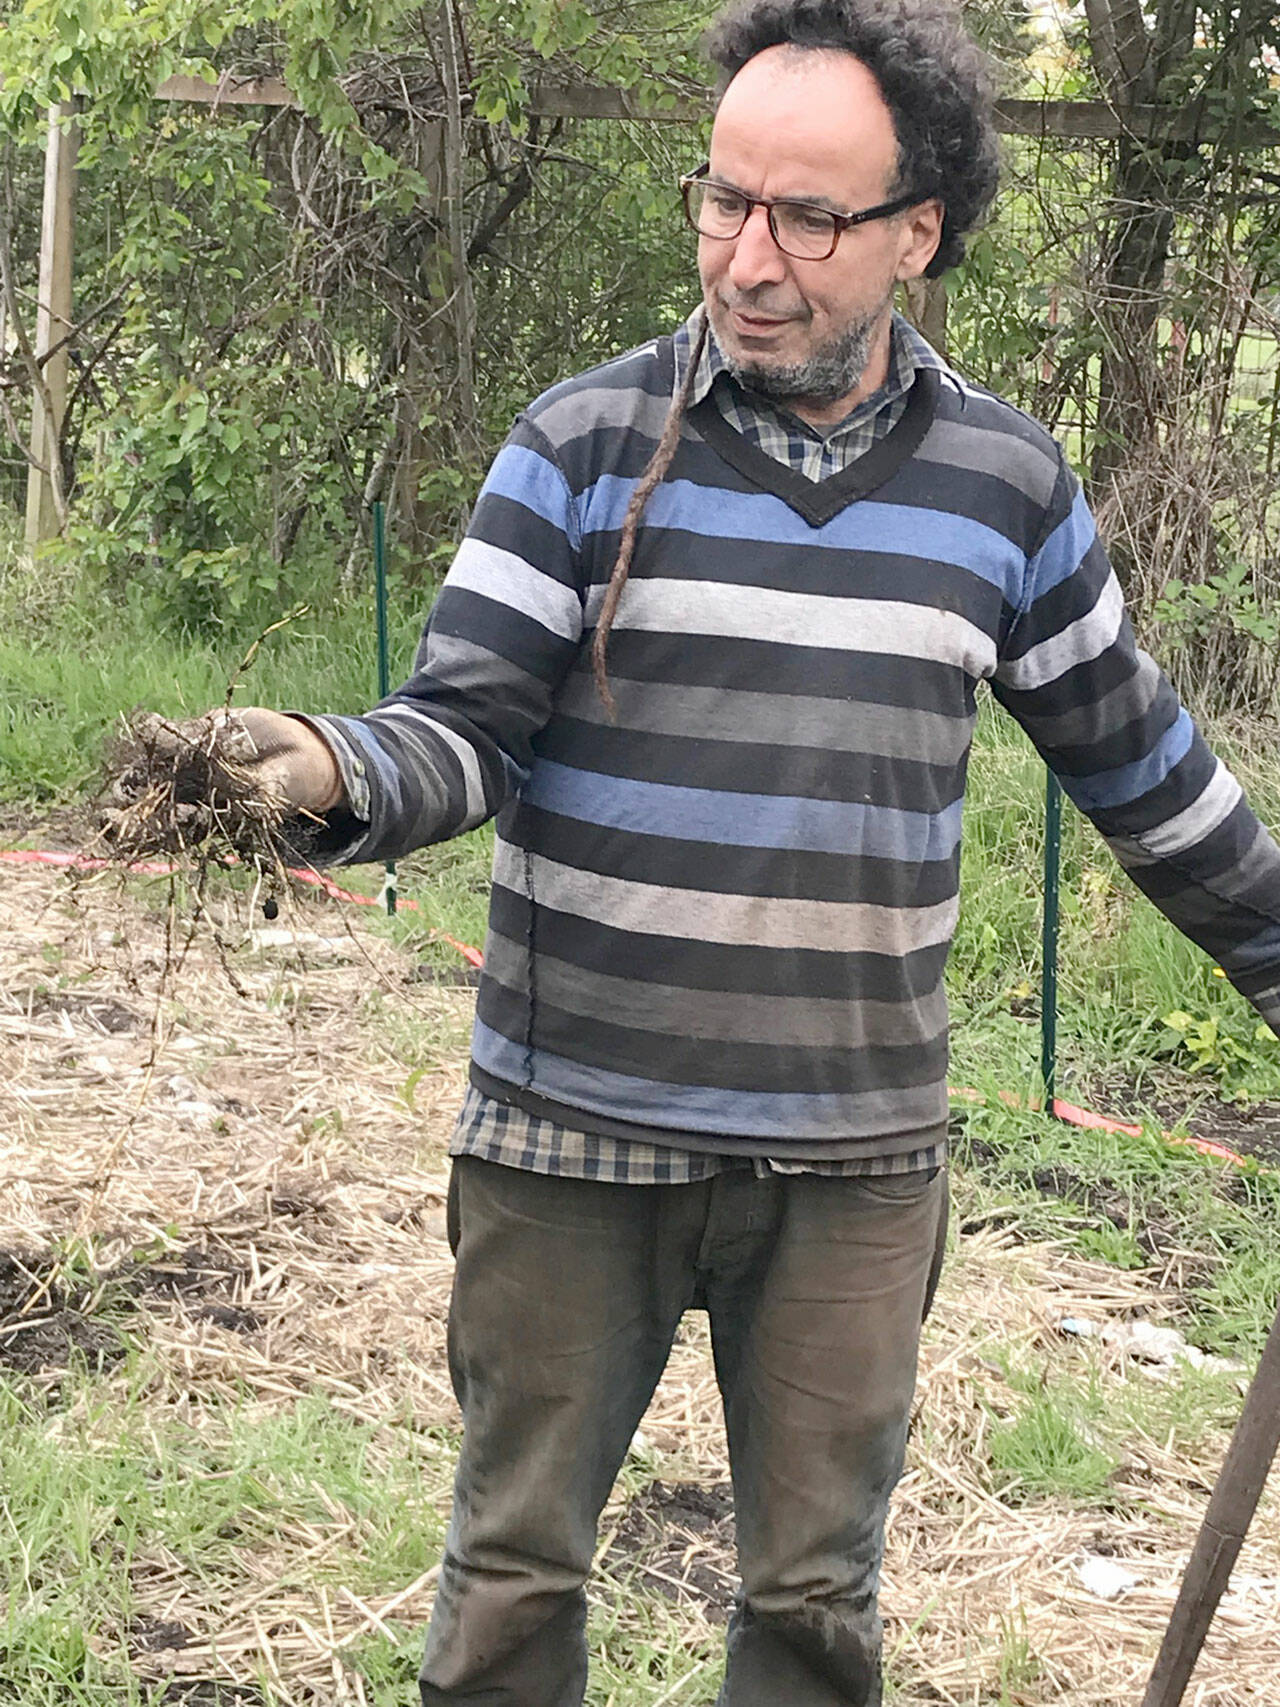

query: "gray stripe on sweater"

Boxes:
[554, 672, 974, 764]
[1134, 760, 1242, 859]
[532, 381, 675, 448]
[446, 538, 584, 641]
[1015, 651, 1163, 748]
[494, 838, 960, 954]
[483, 930, 949, 1048]
[1000, 573, 1124, 691]
[916, 417, 1059, 506]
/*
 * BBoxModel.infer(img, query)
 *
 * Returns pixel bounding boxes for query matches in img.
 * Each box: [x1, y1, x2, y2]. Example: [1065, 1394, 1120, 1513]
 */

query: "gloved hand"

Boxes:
[108, 707, 345, 818]
[231, 708, 345, 815]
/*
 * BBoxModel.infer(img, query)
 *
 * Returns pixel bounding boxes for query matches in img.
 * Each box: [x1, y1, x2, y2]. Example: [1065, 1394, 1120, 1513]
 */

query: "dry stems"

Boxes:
[99, 709, 299, 870]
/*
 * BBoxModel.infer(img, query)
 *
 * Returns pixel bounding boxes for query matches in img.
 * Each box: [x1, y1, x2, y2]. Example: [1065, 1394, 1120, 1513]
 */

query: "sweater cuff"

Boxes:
[281, 712, 374, 866]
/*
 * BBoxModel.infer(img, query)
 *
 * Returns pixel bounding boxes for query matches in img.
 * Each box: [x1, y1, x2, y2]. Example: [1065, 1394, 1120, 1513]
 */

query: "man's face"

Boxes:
[699, 46, 941, 419]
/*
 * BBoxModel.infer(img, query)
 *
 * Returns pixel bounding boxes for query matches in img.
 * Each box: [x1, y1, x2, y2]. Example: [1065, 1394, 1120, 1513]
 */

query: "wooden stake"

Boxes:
[24, 102, 78, 549]
[902, 275, 949, 355]
[439, 0, 476, 442]
[1141, 1292, 1280, 1707]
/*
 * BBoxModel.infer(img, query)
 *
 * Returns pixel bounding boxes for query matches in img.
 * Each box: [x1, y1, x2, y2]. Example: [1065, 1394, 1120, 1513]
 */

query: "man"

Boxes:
[204, 2, 1280, 1701]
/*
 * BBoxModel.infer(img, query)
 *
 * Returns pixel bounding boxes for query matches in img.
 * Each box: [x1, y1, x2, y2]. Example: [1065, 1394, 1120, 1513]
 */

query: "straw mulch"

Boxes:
[1, 858, 1277, 1705]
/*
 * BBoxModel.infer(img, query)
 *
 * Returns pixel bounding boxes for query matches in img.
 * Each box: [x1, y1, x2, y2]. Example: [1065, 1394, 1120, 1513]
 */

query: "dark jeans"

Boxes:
[420, 1156, 948, 1707]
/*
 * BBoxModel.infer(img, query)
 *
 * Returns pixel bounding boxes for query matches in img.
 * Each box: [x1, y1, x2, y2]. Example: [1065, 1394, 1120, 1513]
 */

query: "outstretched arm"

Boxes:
[992, 458, 1280, 1032]
[237, 415, 588, 865]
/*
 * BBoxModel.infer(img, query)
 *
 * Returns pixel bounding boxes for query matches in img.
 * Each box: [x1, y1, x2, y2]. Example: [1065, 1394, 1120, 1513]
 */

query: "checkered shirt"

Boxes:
[450, 308, 953, 1184]
[674, 306, 959, 480]
[450, 1084, 946, 1183]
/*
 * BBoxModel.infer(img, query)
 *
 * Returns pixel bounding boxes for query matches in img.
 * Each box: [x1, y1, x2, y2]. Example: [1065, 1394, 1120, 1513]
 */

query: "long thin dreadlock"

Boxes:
[591, 312, 711, 717]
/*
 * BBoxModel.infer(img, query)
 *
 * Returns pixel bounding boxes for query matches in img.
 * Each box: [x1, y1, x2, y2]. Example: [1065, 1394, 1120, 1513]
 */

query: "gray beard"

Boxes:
[722, 308, 880, 408]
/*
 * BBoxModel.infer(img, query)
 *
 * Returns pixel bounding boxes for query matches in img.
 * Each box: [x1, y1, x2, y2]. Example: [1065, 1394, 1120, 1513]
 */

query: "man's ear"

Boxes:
[895, 199, 944, 282]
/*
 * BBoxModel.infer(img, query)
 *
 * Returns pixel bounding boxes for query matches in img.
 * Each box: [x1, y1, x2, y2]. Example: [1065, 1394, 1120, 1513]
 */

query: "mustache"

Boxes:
[717, 289, 807, 321]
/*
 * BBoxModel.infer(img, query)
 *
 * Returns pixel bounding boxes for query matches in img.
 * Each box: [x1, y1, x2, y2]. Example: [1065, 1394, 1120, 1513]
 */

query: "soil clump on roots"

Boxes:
[100, 711, 304, 870]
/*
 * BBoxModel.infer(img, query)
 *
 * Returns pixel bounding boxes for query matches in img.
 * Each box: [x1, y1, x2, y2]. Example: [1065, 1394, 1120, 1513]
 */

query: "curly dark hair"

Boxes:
[706, 0, 1000, 277]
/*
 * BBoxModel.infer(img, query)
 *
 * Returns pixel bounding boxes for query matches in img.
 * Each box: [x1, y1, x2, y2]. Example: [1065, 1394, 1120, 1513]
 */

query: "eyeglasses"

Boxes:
[679, 163, 921, 261]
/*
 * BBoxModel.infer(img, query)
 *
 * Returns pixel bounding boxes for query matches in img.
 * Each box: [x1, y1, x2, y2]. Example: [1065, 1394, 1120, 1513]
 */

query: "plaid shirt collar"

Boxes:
[672, 304, 962, 446]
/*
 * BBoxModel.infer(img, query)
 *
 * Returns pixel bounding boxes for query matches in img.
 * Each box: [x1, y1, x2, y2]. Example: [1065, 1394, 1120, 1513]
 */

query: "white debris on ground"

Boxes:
[1059, 1313, 1245, 1378]
[1074, 1552, 1142, 1601]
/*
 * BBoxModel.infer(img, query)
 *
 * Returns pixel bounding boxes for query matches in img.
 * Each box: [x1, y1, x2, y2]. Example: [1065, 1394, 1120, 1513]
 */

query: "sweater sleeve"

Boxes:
[303, 415, 586, 865]
[991, 454, 1280, 1032]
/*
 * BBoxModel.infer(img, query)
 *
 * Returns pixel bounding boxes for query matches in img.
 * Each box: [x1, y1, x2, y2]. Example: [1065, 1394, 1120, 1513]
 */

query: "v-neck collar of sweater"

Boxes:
[687, 365, 941, 528]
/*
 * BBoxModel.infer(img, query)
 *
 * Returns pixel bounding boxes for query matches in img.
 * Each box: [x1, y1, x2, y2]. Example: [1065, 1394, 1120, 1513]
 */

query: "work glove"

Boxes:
[106, 706, 345, 819]
[224, 707, 345, 815]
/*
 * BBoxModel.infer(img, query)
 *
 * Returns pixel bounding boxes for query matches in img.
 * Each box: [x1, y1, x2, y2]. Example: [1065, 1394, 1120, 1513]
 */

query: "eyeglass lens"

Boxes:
[685, 180, 838, 260]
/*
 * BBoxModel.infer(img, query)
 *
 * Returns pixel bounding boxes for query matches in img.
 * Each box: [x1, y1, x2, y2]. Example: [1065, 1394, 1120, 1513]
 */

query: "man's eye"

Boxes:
[780, 204, 836, 235]
[709, 190, 746, 215]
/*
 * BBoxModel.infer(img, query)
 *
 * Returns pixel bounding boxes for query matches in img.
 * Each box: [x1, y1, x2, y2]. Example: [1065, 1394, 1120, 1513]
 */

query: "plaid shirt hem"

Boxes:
[449, 1086, 946, 1184]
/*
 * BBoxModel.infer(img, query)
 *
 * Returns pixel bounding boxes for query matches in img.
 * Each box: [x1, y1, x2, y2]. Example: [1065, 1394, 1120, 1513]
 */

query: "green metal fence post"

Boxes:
[372, 500, 397, 918]
[1041, 767, 1062, 1113]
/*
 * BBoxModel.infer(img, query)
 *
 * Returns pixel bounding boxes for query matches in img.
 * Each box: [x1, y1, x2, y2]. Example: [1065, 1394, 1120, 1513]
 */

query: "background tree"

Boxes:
[3, 0, 1280, 713]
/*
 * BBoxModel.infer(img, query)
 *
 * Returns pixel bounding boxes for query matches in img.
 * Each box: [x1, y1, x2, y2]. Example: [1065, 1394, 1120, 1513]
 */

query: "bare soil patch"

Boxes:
[1081, 1067, 1280, 1167]
[604, 1481, 736, 1621]
[1155, 1089, 1280, 1166]
[0, 1247, 128, 1375]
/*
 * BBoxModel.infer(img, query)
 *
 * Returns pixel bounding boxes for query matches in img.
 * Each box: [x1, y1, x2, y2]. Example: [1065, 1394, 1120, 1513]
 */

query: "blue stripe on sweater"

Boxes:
[577, 476, 1020, 590]
[481, 451, 1020, 592]
[1220, 926, 1280, 975]
[1023, 488, 1096, 604]
[522, 760, 964, 860]
[478, 444, 575, 531]
[1061, 710, 1194, 810]
[470, 1021, 947, 1139]
[326, 716, 406, 819]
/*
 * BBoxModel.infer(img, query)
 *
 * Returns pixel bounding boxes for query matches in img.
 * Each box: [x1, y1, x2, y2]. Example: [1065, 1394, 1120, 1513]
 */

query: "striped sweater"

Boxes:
[311, 332, 1280, 1158]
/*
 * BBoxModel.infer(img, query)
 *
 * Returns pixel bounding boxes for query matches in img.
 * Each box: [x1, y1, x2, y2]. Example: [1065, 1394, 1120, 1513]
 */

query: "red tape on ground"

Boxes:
[946, 1085, 1256, 1170]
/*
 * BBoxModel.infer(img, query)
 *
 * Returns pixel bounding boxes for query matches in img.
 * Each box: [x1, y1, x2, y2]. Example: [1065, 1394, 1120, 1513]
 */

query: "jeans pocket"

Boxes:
[853, 1166, 940, 1207]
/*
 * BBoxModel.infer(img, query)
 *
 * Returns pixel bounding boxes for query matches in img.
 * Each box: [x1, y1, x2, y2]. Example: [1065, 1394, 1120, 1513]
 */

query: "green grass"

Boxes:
[374, 825, 496, 974]
[0, 1363, 452, 1705]
[0, 1332, 728, 1706]
[0, 543, 427, 805]
[985, 1373, 1118, 1504]
[950, 1093, 1280, 1356]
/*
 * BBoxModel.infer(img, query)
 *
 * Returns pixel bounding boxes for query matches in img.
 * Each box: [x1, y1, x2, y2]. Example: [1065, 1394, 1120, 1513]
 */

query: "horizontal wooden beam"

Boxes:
[154, 73, 1280, 146]
[155, 73, 298, 107]
[996, 97, 1280, 145]
[527, 81, 703, 121]
[153, 71, 708, 120]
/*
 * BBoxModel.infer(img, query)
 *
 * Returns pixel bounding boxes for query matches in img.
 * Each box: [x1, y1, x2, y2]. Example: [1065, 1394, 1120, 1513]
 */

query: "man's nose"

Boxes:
[727, 202, 788, 291]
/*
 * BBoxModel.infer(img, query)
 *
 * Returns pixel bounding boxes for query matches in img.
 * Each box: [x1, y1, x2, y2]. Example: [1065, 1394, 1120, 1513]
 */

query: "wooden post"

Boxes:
[902, 275, 948, 355]
[24, 102, 78, 550]
[1141, 1292, 1280, 1707]
[439, 0, 477, 441]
